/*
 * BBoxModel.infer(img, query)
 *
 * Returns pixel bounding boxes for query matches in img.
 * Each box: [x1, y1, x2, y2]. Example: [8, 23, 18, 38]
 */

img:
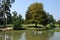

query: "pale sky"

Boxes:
[11, 0, 60, 20]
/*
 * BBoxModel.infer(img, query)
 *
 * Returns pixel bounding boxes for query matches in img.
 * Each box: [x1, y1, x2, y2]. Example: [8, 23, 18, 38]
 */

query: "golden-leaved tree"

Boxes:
[25, 2, 48, 26]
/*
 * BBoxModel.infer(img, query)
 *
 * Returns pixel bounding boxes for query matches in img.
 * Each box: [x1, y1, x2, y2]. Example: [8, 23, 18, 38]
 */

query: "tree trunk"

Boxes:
[3, 1, 6, 28]
[35, 22, 37, 28]
[3, 12, 6, 28]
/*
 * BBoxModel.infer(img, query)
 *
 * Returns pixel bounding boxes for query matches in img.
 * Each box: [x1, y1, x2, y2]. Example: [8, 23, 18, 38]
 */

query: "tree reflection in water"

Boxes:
[26, 30, 54, 40]
[19, 32, 26, 40]
[0, 30, 55, 40]
[0, 31, 22, 40]
[0, 31, 13, 40]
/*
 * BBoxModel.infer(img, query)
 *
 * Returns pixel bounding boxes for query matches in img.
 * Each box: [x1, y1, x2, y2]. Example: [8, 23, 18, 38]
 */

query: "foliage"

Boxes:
[19, 14, 24, 24]
[12, 11, 23, 30]
[26, 2, 48, 25]
[0, 0, 15, 25]
[13, 19, 22, 30]
[0, 11, 3, 25]
[57, 20, 60, 27]
[57, 20, 60, 24]
[12, 11, 17, 23]
[12, 11, 24, 24]
[46, 23, 56, 29]
[47, 13, 55, 24]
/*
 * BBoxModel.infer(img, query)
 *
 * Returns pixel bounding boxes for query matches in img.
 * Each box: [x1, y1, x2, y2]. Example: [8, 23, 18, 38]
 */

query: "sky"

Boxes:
[11, 0, 60, 20]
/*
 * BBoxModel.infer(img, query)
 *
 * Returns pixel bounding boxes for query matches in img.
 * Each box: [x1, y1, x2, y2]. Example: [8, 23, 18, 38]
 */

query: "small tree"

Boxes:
[13, 12, 22, 30]
[47, 13, 55, 24]
[57, 20, 60, 27]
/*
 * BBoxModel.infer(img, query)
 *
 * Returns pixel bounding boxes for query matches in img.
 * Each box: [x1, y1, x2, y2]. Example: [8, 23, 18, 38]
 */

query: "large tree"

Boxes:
[26, 2, 48, 26]
[0, 0, 15, 27]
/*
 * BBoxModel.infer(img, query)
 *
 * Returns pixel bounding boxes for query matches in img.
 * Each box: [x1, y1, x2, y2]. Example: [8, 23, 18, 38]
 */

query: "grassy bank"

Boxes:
[0, 24, 60, 31]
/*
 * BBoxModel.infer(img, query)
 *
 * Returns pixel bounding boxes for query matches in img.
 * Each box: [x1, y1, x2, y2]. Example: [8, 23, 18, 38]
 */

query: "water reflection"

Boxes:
[49, 32, 60, 40]
[26, 31, 54, 40]
[0, 30, 60, 40]
[0, 31, 23, 40]
[0, 31, 13, 40]
[19, 32, 26, 40]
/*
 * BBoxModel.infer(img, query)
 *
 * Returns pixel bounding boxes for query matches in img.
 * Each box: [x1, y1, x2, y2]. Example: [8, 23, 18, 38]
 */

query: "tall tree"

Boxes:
[26, 2, 48, 27]
[0, 0, 15, 28]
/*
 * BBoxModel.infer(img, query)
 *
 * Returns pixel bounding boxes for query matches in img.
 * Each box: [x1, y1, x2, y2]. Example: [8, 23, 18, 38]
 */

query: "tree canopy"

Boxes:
[26, 2, 48, 25]
[12, 11, 23, 30]
[0, 0, 15, 24]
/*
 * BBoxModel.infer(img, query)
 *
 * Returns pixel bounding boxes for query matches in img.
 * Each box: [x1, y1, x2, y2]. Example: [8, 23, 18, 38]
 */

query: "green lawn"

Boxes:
[0, 24, 60, 30]
[0, 24, 13, 28]
[22, 24, 45, 28]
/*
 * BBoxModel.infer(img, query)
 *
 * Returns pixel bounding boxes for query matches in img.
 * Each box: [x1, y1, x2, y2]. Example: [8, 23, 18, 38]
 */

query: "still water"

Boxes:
[0, 29, 60, 40]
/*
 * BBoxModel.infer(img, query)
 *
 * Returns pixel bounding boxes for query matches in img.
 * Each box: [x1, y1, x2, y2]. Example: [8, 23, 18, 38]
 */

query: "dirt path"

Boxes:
[0, 27, 13, 31]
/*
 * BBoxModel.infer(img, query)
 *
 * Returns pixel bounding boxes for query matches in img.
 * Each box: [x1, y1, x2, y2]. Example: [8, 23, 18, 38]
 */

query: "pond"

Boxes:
[0, 29, 60, 40]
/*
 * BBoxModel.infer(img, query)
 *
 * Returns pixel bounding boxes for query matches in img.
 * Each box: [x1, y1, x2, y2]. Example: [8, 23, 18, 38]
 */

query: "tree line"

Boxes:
[0, 0, 60, 29]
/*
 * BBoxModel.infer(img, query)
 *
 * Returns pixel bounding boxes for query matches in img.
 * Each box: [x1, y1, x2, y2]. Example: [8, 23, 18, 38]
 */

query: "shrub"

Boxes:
[13, 19, 22, 30]
[46, 23, 56, 30]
